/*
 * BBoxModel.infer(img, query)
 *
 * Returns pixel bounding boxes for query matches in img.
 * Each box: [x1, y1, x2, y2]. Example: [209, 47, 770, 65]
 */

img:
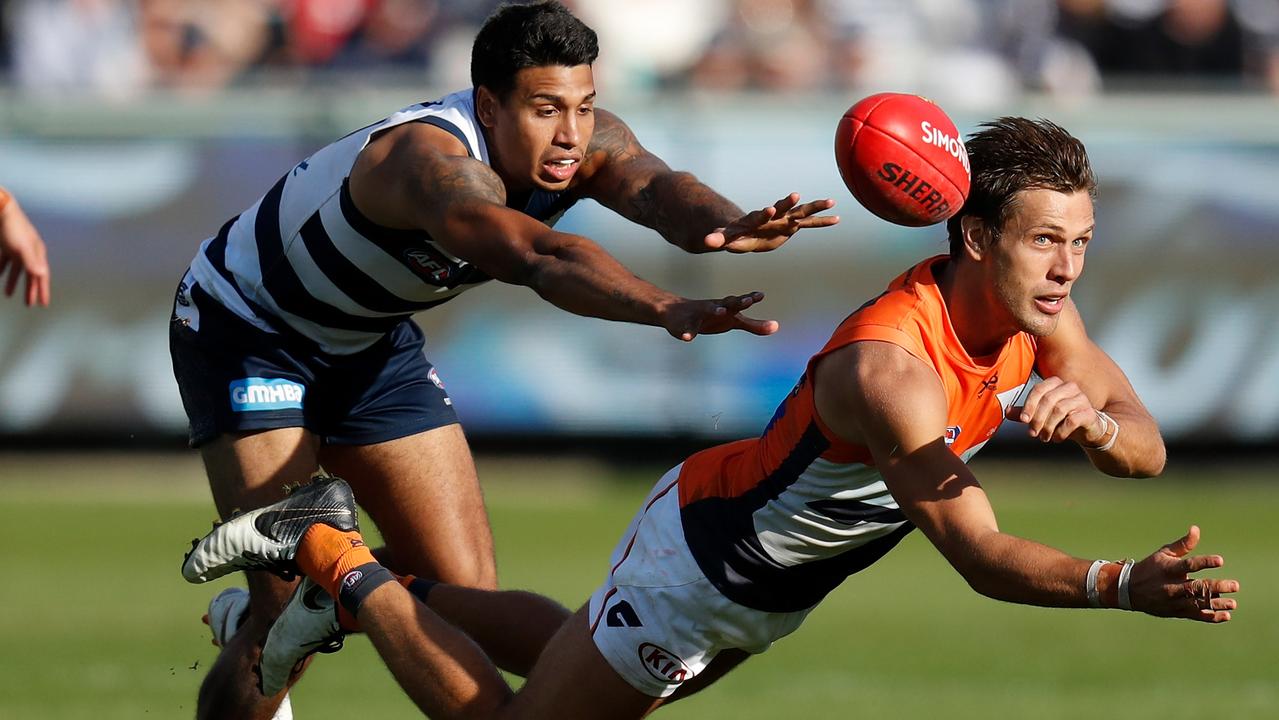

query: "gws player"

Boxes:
[168, 1, 837, 718]
[181, 117, 1238, 719]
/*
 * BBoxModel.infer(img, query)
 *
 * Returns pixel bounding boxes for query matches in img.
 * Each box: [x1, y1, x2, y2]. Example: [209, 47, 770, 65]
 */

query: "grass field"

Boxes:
[0, 452, 1274, 719]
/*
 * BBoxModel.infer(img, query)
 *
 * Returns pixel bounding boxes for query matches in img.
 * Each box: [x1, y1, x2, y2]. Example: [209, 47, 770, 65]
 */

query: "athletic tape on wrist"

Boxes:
[1085, 559, 1109, 608]
[1117, 560, 1135, 610]
[1084, 410, 1120, 452]
[337, 562, 396, 617]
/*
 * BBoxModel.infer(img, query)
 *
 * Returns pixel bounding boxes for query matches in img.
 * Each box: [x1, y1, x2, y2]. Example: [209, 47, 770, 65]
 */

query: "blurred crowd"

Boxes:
[1, 0, 1277, 101]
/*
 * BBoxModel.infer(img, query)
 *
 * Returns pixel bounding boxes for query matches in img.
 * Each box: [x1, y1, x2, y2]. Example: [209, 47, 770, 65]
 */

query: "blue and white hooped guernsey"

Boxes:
[179, 89, 577, 355]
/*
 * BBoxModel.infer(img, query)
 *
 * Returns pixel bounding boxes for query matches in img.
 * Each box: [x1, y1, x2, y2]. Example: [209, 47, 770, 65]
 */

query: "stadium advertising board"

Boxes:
[1, 93, 1276, 444]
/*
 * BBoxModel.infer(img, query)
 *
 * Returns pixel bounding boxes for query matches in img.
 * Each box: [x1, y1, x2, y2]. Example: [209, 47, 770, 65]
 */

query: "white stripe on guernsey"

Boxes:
[223, 200, 267, 299]
[187, 243, 277, 336]
[316, 195, 461, 304]
[958, 439, 990, 463]
[754, 460, 906, 567]
[997, 378, 1036, 416]
[283, 199, 389, 319]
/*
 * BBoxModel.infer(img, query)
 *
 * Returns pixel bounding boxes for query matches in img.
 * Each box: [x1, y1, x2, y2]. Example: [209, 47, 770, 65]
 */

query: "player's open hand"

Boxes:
[1008, 376, 1106, 445]
[1130, 525, 1238, 623]
[662, 292, 778, 341]
[0, 193, 52, 307]
[703, 193, 838, 253]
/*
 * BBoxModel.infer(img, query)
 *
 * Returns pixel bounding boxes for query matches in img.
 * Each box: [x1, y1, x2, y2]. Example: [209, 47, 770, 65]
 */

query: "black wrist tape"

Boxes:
[337, 562, 396, 618]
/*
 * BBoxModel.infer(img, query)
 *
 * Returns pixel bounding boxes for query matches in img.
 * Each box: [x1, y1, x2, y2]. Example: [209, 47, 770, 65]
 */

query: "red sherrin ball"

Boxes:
[834, 93, 970, 227]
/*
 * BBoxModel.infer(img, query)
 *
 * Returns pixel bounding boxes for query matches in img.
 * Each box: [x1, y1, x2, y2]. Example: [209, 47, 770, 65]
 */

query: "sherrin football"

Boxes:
[834, 93, 970, 227]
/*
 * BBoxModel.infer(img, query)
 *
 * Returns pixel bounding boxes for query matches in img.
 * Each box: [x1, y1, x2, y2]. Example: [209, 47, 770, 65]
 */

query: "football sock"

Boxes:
[296, 524, 377, 598]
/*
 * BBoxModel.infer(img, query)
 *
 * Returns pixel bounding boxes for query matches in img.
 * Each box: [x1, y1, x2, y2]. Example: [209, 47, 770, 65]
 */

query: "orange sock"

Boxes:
[296, 524, 377, 598]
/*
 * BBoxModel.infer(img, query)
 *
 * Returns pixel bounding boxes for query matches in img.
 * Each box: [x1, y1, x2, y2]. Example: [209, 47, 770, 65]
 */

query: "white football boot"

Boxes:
[258, 577, 345, 696]
[203, 587, 295, 720]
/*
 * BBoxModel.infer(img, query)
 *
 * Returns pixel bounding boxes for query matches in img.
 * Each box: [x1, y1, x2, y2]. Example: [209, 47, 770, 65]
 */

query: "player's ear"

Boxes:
[960, 215, 989, 261]
[475, 86, 498, 128]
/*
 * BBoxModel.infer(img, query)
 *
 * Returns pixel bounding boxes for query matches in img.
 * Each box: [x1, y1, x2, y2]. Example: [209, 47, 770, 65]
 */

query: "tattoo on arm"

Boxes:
[418, 154, 506, 207]
[587, 110, 740, 249]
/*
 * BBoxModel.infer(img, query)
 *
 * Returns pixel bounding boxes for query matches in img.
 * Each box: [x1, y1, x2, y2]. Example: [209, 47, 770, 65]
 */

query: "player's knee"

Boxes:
[446, 561, 498, 591]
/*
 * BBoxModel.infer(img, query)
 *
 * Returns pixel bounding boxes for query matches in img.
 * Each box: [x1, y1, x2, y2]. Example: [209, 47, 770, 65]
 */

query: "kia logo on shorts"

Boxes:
[637, 642, 689, 684]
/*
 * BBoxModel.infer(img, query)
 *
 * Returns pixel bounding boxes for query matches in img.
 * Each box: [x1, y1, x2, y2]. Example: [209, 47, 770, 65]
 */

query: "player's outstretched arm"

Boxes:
[812, 341, 1237, 622]
[350, 124, 776, 341]
[0, 187, 51, 307]
[1021, 299, 1165, 477]
[579, 109, 838, 254]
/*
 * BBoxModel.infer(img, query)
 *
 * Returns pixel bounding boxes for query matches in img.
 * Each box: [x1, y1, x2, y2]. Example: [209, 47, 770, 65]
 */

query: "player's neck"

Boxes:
[937, 257, 1018, 359]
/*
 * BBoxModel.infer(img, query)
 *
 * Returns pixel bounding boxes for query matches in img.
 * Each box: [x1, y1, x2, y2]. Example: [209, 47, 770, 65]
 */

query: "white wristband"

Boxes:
[1117, 560, 1135, 610]
[1085, 410, 1120, 452]
[1085, 559, 1109, 608]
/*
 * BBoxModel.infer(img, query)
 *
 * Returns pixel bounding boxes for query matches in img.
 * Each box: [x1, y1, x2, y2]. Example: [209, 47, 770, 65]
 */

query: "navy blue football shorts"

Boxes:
[169, 283, 458, 448]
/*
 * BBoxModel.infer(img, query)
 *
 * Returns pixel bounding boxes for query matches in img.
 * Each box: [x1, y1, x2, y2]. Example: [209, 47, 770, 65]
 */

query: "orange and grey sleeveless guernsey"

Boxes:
[183, 89, 576, 355]
[677, 255, 1039, 613]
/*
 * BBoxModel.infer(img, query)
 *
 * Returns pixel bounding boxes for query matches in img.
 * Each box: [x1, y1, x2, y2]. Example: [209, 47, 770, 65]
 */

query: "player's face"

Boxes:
[988, 188, 1094, 337]
[479, 64, 596, 193]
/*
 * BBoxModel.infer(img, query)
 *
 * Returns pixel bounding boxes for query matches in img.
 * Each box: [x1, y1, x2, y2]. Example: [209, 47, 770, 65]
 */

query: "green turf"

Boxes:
[0, 453, 1273, 719]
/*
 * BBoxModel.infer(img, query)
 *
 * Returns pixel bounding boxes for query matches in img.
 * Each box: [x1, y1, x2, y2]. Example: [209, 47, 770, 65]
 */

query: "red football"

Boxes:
[834, 93, 970, 227]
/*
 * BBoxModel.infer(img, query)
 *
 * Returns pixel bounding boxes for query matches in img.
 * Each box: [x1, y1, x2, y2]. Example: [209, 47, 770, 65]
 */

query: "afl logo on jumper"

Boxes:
[229, 378, 305, 412]
[403, 247, 455, 284]
[944, 426, 962, 446]
[638, 643, 690, 684]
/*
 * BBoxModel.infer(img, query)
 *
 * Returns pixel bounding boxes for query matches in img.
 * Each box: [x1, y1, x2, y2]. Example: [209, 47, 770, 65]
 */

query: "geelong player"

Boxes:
[169, 2, 836, 717]
[0, 187, 51, 307]
[182, 117, 1239, 718]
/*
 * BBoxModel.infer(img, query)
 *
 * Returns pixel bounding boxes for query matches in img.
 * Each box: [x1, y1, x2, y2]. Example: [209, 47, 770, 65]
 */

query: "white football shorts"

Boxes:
[587, 465, 813, 698]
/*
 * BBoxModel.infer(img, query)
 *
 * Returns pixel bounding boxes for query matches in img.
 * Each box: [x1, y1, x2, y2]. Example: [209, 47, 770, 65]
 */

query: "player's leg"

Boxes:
[312, 321, 498, 588]
[196, 428, 322, 720]
[182, 477, 684, 720]
[423, 582, 571, 676]
[323, 574, 659, 719]
[320, 428, 570, 673]
[499, 605, 663, 719]
[319, 425, 495, 589]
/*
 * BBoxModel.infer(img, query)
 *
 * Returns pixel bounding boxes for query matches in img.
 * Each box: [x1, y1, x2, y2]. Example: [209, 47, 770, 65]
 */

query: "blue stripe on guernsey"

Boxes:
[337, 178, 426, 245]
[297, 212, 423, 315]
[204, 215, 242, 292]
[415, 117, 474, 157]
[336, 179, 491, 292]
[229, 378, 305, 412]
[202, 216, 295, 338]
[254, 178, 404, 333]
[681, 422, 915, 613]
[299, 220, 421, 314]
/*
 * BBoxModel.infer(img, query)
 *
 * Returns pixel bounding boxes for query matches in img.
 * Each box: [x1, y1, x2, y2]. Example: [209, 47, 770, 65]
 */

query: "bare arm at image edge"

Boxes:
[0, 188, 51, 307]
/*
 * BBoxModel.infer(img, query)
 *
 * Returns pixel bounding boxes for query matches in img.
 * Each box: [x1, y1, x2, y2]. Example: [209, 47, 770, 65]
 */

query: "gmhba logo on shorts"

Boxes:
[637, 642, 689, 684]
[229, 378, 305, 412]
